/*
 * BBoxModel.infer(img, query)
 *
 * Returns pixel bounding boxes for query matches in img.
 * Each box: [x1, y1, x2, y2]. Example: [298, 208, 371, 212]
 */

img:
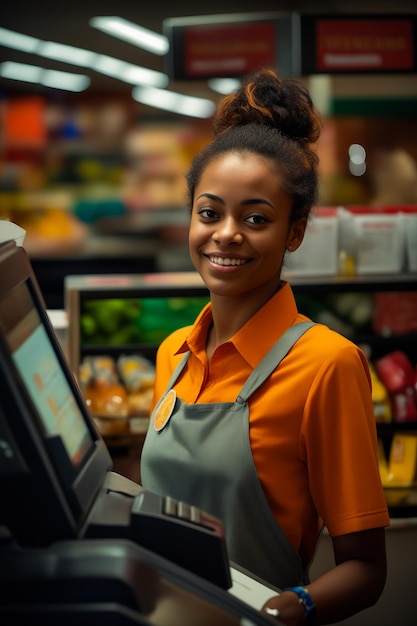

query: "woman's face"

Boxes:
[189, 151, 306, 300]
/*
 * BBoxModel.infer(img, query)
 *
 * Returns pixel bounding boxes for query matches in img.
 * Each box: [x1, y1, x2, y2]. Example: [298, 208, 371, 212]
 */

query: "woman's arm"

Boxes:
[261, 526, 387, 625]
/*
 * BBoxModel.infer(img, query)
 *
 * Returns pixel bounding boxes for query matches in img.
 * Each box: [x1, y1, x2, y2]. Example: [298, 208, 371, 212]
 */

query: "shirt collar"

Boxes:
[175, 302, 213, 355]
[175, 282, 299, 367]
[233, 282, 299, 367]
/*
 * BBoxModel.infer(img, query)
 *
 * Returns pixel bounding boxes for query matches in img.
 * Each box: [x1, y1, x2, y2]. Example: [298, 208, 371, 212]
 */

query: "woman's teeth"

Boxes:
[210, 256, 247, 266]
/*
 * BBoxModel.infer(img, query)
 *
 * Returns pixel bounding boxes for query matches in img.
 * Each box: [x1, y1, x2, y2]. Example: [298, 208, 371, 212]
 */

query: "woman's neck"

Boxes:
[206, 282, 282, 360]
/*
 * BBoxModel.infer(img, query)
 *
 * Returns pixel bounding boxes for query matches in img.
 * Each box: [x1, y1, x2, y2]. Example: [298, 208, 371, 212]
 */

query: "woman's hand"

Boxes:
[261, 590, 306, 626]
[261, 527, 387, 625]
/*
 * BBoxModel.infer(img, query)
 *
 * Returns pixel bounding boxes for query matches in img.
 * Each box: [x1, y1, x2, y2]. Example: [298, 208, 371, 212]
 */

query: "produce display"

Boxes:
[80, 296, 209, 346]
[77, 295, 209, 435]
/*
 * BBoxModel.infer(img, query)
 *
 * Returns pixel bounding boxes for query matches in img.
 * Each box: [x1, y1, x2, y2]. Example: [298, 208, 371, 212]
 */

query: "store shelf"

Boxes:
[66, 270, 417, 391]
[288, 272, 417, 293]
[377, 422, 417, 434]
[65, 270, 417, 510]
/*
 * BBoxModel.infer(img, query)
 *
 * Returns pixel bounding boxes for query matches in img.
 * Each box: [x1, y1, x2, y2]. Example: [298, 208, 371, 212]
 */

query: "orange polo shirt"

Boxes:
[151, 282, 390, 565]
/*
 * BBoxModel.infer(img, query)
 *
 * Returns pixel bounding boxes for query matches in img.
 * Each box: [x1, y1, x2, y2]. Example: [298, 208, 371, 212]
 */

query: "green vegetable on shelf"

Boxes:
[80, 296, 208, 346]
[135, 297, 208, 344]
[81, 298, 142, 345]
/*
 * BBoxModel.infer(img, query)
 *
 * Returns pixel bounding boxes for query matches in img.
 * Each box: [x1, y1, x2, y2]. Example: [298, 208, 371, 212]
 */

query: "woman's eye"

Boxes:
[198, 208, 218, 219]
[245, 214, 269, 225]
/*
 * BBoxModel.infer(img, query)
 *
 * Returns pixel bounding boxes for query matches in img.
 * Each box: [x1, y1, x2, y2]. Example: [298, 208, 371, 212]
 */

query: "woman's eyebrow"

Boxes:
[196, 193, 274, 208]
[242, 198, 274, 208]
[196, 193, 223, 203]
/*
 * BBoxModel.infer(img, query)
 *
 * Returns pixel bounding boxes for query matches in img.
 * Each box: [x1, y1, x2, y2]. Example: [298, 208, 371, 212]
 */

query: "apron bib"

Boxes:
[141, 321, 315, 588]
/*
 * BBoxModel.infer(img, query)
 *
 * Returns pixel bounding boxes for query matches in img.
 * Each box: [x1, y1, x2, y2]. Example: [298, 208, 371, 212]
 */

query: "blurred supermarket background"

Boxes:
[1, 2, 417, 438]
[0, 1, 416, 301]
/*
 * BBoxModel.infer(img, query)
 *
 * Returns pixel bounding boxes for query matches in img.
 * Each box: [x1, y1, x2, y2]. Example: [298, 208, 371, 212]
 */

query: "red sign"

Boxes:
[316, 19, 414, 71]
[184, 22, 276, 77]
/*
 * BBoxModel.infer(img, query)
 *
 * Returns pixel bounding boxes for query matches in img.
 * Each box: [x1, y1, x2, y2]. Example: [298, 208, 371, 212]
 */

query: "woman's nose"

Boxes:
[213, 218, 243, 244]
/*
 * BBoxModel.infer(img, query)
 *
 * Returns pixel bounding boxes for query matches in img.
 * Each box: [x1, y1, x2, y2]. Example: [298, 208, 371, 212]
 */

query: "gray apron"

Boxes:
[141, 321, 315, 588]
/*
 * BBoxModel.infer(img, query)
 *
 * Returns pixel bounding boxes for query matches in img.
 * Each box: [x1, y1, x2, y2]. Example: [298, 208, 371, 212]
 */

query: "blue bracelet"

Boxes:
[283, 586, 316, 625]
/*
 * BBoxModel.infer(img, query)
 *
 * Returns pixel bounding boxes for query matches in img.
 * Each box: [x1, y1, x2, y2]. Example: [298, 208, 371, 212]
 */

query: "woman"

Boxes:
[140, 68, 389, 626]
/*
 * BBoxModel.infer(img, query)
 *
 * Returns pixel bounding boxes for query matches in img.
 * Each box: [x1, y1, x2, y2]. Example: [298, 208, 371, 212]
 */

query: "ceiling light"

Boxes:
[0, 61, 90, 92]
[0, 61, 42, 83]
[0, 26, 168, 88]
[208, 78, 241, 95]
[38, 41, 98, 67]
[95, 55, 168, 88]
[132, 86, 216, 119]
[0, 27, 40, 53]
[42, 68, 90, 91]
[91, 16, 169, 55]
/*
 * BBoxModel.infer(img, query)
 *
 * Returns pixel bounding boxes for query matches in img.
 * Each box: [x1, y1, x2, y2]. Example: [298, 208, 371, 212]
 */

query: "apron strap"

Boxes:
[165, 351, 191, 390]
[236, 321, 315, 404]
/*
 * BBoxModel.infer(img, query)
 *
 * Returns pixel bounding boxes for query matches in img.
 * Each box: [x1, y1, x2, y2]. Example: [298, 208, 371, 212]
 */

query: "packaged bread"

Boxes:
[118, 354, 155, 392]
[84, 378, 129, 418]
[127, 387, 154, 416]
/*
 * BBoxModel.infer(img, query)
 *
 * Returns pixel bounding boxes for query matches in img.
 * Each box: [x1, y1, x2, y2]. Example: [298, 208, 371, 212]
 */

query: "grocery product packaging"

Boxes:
[386, 434, 417, 486]
[374, 351, 417, 422]
[284, 207, 339, 277]
[400, 207, 417, 272]
[372, 292, 417, 336]
[347, 207, 405, 274]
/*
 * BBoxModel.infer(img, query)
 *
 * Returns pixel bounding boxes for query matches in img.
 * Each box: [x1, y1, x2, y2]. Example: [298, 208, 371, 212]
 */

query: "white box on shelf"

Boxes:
[350, 208, 406, 274]
[284, 207, 339, 277]
[401, 209, 417, 273]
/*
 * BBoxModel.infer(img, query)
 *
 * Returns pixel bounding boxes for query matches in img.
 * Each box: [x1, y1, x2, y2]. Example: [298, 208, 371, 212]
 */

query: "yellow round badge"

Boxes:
[154, 389, 176, 432]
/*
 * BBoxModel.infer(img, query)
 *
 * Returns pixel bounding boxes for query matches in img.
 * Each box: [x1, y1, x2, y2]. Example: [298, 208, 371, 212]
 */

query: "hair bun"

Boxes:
[212, 68, 321, 146]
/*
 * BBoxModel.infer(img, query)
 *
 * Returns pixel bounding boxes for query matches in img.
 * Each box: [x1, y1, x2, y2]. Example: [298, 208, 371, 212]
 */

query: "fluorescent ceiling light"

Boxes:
[208, 78, 241, 95]
[94, 54, 168, 87]
[0, 26, 168, 88]
[0, 27, 40, 53]
[42, 68, 90, 91]
[132, 85, 216, 119]
[91, 16, 169, 55]
[0, 61, 90, 92]
[0, 61, 42, 83]
[39, 41, 98, 67]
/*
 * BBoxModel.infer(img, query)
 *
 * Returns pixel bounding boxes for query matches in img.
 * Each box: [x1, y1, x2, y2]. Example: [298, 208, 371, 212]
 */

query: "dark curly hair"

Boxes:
[186, 68, 322, 223]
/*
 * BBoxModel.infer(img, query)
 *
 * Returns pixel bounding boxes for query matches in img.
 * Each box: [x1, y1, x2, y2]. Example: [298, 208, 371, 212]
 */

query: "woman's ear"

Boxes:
[286, 218, 307, 252]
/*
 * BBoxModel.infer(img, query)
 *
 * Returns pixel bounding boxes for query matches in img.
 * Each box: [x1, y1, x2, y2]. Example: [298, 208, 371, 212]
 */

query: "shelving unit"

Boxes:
[289, 273, 417, 291]
[65, 272, 209, 373]
[65, 270, 417, 506]
[66, 271, 417, 364]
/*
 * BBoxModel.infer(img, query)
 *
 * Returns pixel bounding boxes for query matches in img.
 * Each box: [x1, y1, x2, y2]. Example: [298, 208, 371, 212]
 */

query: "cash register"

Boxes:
[0, 235, 280, 624]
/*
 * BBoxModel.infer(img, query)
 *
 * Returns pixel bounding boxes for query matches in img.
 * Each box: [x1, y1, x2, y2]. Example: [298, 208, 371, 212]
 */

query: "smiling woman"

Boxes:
[188, 151, 298, 306]
[140, 67, 390, 626]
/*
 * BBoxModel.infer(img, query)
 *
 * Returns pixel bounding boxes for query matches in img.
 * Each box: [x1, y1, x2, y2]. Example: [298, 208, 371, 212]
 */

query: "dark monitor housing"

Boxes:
[0, 240, 112, 547]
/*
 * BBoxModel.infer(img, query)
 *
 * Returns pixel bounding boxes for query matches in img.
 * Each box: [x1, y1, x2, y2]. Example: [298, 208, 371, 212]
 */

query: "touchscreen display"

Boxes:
[0, 280, 93, 466]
